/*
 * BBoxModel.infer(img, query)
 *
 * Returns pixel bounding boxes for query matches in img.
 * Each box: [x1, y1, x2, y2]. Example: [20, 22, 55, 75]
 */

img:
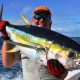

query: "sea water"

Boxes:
[0, 37, 80, 80]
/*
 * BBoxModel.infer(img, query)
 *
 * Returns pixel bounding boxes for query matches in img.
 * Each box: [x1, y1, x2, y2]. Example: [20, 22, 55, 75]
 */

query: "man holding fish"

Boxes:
[0, 6, 68, 80]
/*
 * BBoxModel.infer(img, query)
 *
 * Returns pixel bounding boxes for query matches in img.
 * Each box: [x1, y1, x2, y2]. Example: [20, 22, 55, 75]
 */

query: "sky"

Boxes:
[0, 0, 80, 37]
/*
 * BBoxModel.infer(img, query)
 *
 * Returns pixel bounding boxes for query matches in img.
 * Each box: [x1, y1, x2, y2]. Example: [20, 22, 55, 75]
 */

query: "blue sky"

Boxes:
[0, 0, 80, 37]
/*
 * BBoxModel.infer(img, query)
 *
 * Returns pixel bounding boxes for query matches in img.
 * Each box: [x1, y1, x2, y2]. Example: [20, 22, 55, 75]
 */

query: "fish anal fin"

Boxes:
[6, 47, 20, 54]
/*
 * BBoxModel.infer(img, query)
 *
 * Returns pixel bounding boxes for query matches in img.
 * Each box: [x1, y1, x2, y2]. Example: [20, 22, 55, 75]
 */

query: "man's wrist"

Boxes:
[2, 36, 10, 40]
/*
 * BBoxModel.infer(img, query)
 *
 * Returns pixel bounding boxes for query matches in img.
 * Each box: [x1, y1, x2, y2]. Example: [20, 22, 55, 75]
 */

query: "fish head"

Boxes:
[48, 48, 80, 69]
[58, 50, 80, 69]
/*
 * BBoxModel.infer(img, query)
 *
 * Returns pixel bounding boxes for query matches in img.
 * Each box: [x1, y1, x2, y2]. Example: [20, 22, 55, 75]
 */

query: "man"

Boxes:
[0, 6, 68, 80]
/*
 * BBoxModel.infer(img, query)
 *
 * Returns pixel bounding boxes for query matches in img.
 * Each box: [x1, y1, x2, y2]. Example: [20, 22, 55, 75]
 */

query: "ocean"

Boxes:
[0, 37, 80, 80]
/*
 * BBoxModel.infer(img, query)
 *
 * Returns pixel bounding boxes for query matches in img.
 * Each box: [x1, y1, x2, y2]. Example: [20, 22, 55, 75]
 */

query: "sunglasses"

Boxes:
[33, 14, 51, 21]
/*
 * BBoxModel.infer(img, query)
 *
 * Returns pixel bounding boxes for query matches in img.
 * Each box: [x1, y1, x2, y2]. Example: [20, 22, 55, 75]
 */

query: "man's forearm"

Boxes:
[2, 41, 14, 68]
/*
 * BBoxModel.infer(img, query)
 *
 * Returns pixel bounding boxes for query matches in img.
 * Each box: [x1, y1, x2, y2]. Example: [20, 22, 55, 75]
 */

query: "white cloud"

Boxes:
[52, 27, 62, 31]
[21, 6, 32, 14]
[7, 17, 25, 25]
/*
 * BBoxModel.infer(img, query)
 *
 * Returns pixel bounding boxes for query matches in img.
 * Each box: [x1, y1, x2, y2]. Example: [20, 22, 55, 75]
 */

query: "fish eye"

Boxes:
[68, 51, 76, 58]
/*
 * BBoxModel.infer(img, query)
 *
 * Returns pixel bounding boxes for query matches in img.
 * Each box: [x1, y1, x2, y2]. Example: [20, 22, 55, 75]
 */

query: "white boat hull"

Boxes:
[65, 69, 80, 80]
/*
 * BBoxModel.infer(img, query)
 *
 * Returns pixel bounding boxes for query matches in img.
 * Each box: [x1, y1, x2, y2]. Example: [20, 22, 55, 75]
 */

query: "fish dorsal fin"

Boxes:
[21, 15, 30, 26]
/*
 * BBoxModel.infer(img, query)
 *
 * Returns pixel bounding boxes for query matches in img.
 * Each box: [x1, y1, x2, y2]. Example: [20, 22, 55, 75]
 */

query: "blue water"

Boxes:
[0, 37, 80, 80]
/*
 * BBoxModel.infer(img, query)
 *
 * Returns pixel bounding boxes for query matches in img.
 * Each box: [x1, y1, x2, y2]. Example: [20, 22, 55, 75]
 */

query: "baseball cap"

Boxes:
[33, 6, 51, 16]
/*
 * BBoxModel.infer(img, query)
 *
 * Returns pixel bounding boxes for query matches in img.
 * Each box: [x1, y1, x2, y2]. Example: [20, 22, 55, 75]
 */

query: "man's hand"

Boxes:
[0, 20, 9, 40]
[47, 59, 67, 78]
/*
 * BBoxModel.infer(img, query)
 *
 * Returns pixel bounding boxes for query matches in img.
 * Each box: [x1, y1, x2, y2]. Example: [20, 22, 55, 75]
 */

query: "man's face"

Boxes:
[32, 13, 52, 29]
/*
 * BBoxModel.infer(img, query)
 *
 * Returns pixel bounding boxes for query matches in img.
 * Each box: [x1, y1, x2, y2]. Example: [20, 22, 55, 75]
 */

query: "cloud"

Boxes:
[52, 25, 80, 37]
[21, 6, 32, 14]
[7, 17, 25, 25]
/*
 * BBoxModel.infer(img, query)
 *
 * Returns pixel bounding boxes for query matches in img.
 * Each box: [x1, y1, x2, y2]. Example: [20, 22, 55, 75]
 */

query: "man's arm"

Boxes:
[0, 20, 20, 68]
[2, 41, 15, 68]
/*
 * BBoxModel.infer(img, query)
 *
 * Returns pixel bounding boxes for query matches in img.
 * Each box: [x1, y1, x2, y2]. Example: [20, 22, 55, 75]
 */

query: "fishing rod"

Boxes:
[0, 4, 3, 21]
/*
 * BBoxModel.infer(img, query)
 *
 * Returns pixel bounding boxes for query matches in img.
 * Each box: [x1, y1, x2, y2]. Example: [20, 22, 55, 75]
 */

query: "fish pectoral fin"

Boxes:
[6, 47, 20, 54]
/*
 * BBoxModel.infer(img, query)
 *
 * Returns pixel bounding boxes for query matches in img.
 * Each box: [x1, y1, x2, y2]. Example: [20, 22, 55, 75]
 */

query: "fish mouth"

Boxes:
[57, 55, 80, 69]
[74, 58, 80, 64]
[64, 58, 80, 70]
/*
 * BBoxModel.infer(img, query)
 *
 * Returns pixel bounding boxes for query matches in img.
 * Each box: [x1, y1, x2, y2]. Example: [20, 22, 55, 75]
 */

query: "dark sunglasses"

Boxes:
[33, 14, 51, 21]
